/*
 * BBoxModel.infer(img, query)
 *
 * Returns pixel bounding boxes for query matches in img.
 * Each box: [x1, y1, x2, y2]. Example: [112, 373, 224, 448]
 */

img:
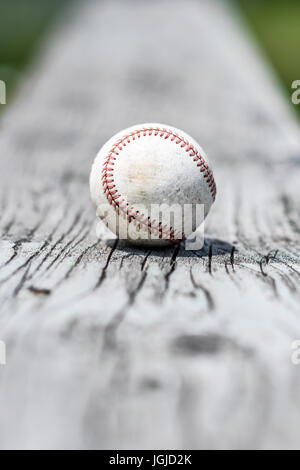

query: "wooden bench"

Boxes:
[0, 0, 300, 449]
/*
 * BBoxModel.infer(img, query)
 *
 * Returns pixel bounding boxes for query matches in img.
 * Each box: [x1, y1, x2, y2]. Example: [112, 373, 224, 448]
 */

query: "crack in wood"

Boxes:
[208, 242, 213, 275]
[190, 268, 215, 311]
[28, 286, 52, 296]
[13, 263, 31, 297]
[164, 244, 181, 291]
[63, 240, 102, 281]
[34, 211, 83, 277]
[281, 195, 300, 235]
[141, 250, 152, 271]
[94, 238, 118, 289]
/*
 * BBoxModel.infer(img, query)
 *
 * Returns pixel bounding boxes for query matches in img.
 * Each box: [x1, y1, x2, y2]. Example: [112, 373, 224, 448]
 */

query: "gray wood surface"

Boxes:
[0, 0, 300, 450]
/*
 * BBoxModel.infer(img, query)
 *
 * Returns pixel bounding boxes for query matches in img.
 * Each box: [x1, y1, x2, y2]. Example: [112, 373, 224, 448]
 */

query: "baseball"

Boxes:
[90, 123, 216, 246]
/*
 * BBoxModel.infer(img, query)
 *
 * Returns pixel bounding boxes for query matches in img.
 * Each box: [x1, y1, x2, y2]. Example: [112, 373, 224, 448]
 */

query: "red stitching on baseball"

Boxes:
[101, 127, 216, 241]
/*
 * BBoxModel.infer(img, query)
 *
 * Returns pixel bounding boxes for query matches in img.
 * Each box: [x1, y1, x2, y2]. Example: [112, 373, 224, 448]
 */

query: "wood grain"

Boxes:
[0, 0, 300, 450]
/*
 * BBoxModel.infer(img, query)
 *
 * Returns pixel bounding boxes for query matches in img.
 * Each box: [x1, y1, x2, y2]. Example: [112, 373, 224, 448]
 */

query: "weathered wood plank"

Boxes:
[0, 0, 300, 450]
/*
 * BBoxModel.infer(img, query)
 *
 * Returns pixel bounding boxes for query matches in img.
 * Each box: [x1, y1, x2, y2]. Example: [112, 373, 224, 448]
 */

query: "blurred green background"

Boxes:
[0, 0, 299, 117]
[236, 0, 300, 118]
[0, 0, 69, 108]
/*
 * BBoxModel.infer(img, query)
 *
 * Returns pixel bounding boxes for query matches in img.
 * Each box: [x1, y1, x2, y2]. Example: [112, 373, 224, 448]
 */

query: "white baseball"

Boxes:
[90, 123, 216, 246]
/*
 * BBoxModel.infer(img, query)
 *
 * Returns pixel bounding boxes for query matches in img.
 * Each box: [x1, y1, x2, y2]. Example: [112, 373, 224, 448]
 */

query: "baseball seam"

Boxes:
[101, 126, 216, 240]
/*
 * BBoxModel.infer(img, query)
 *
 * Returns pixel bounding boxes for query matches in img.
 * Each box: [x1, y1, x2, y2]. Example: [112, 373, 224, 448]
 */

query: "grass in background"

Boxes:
[236, 0, 300, 118]
[1, 0, 300, 119]
[0, 0, 69, 108]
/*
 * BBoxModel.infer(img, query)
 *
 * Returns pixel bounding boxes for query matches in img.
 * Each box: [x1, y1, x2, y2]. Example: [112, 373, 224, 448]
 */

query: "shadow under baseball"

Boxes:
[107, 237, 236, 259]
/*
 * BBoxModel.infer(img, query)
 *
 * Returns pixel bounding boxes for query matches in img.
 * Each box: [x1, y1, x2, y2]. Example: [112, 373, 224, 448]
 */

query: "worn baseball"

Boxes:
[90, 123, 216, 246]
